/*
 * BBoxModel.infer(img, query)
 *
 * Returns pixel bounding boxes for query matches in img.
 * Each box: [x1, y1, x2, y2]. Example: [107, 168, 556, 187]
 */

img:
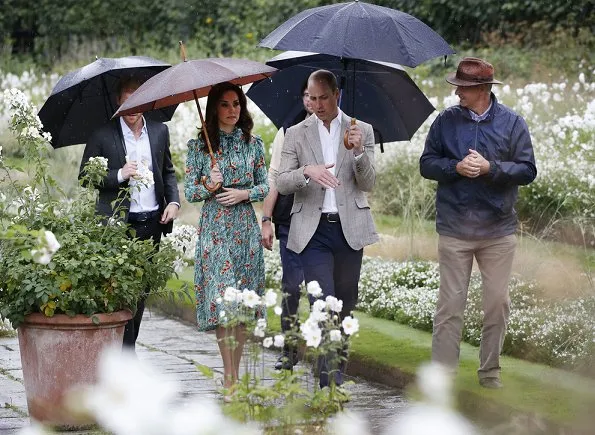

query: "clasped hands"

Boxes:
[456, 149, 490, 178]
[209, 164, 249, 206]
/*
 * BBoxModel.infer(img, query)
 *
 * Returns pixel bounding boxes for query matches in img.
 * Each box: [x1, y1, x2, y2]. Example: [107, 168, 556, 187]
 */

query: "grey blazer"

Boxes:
[277, 113, 379, 253]
[79, 119, 180, 233]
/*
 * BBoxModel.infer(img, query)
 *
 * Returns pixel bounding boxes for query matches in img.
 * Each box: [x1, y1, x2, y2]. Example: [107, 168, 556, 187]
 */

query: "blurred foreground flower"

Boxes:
[385, 362, 477, 435]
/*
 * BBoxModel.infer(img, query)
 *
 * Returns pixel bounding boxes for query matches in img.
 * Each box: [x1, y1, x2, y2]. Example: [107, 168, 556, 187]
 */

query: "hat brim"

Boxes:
[446, 72, 503, 86]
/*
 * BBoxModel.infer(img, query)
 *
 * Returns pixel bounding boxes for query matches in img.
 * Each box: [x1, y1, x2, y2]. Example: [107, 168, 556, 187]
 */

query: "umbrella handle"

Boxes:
[201, 157, 222, 193]
[343, 117, 357, 150]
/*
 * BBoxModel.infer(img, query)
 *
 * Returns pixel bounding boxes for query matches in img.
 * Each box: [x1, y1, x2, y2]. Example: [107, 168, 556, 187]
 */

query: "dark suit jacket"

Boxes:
[79, 118, 180, 234]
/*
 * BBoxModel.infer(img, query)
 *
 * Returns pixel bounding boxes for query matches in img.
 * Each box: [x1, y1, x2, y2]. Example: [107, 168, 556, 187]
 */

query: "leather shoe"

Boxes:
[274, 350, 298, 371]
[479, 377, 503, 389]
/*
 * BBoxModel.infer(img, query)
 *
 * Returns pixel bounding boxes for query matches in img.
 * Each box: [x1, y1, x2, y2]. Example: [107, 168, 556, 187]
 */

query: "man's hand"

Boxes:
[456, 149, 490, 178]
[304, 163, 340, 189]
[215, 188, 249, 206]
[121, 161, 138, 180]
[467, 149, 491, 175]
[347, 124, 364, 155]
[210, 164, 223, 184]
[261, 221, 274, 250]
[160, 203, 179, 224]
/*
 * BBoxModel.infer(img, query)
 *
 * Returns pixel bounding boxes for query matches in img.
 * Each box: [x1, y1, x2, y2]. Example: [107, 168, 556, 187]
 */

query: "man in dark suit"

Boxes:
[79, 76, 180, 349]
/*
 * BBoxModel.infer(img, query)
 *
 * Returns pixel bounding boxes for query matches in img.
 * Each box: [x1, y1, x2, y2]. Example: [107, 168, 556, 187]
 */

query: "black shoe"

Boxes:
[479, 377, 503, 389]
[274, 350, 298, 371]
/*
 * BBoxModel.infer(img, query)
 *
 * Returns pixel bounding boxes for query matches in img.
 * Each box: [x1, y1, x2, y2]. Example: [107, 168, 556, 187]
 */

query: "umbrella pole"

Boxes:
[192, 90, 222, 193]
[342, 59, 356, 150]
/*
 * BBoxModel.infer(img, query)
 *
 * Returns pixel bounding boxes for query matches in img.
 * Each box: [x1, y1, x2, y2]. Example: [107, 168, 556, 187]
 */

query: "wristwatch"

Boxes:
[261, 216, 272, 223]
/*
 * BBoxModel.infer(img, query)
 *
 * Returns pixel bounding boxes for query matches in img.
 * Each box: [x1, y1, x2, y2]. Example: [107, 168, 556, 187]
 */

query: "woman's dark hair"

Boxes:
[201, 82, 253, 153]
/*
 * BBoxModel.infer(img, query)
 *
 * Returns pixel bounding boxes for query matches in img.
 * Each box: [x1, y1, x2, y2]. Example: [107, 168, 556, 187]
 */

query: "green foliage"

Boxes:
[370, 150, 435, 221]
[0, 89, 178, 329]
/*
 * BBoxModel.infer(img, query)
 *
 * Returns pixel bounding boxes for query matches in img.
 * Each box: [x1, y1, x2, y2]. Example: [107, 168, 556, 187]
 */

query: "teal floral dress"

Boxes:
[184, 128, 269, 331]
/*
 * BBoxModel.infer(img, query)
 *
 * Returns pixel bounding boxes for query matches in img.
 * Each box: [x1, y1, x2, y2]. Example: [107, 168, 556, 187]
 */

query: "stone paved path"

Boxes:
[0, 311, 407, 434]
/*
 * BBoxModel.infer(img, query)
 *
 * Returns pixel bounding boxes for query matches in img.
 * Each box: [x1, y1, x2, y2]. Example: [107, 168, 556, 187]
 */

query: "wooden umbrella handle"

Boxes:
[201, 156, 222, 193]
[343, 117, 357, 149]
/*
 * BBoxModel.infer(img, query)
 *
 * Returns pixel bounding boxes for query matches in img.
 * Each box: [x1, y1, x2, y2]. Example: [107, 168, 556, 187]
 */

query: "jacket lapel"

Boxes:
[334, 114, 350, 177]
[111, 119, 127, 167]
[146, 120, 159, 173]
[304, 116, 325, 165]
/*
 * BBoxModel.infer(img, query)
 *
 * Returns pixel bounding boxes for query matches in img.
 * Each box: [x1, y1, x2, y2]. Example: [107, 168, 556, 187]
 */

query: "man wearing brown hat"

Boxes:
[420, 57, 537, 388]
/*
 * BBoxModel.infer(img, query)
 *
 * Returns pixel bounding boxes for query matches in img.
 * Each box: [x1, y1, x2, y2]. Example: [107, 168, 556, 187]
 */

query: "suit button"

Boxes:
[318, 207, 322, 210]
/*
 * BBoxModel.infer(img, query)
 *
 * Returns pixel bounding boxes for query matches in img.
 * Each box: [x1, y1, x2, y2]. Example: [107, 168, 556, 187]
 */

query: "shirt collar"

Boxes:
[119, 116, 147, 137]
[468, 100, 493, 122]
[315, 108, 343, 130]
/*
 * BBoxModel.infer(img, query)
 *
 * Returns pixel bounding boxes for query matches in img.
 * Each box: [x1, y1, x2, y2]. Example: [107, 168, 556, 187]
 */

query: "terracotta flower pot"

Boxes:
[17, 310, 132, 429]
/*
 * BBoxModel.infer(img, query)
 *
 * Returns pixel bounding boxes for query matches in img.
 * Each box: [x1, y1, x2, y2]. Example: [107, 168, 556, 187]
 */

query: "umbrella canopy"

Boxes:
[258, 0, 455, 68]
[114, 58, 277, 116]
[247, 52, 435, 145]
[114, 54, 277, 193]
[38, 56, 176, 149]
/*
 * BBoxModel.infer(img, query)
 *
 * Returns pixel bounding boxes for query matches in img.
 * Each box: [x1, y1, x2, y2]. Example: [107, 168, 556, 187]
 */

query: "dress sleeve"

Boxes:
[247, 135, 269, 202]
[184, 138, 214, 202]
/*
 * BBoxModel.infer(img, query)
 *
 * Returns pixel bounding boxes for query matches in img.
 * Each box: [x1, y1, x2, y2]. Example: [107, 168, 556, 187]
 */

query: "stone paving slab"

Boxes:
[0, 310, 406, 434]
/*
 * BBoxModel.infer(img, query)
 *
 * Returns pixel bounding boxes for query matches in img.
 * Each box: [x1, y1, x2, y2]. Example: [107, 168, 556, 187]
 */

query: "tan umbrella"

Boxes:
[114, 43, 277, 192]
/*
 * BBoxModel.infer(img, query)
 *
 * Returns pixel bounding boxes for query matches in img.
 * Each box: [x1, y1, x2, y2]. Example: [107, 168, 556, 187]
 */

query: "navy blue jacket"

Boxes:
[420, 94, 537, 239]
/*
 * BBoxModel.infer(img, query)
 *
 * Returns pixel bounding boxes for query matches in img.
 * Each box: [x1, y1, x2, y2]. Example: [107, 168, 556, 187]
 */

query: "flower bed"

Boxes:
[265, 250, 595, 373]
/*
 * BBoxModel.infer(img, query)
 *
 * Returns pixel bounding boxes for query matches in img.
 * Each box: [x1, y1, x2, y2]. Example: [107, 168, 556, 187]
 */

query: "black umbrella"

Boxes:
[247, 51, 435, 147]
[258, 0, 455, 68]
[38, 56, 176, 149]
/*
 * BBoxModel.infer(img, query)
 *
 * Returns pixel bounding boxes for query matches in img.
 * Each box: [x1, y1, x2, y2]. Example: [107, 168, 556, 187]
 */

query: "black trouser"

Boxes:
[299, 214, 363, 387]
[123, 212, 162, 349]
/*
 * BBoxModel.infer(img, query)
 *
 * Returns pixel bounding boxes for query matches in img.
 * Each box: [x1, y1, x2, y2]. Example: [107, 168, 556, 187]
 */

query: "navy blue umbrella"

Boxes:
[247, 51, 435, 147]
[38, 56, 176, 149]
[259, 0, 454, 68]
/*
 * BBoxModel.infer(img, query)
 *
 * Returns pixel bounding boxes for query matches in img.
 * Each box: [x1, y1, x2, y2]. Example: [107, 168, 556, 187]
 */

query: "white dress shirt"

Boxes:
[316, 109, 343, 213]
[118, 117, 159, 213]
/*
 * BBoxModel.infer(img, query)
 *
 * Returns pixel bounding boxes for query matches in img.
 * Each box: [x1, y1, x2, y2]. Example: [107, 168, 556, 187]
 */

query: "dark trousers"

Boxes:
[277, 224, 304, 335]
[298, 216, 363, 387]
[123, 215, 162, 349]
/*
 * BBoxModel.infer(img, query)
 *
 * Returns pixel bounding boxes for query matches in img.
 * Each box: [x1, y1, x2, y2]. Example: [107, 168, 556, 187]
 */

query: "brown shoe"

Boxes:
[479, 377, 503, 389]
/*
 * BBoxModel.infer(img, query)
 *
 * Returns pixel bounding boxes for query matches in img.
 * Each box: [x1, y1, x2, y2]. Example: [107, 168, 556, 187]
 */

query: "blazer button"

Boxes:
[318, 207, 322, 210]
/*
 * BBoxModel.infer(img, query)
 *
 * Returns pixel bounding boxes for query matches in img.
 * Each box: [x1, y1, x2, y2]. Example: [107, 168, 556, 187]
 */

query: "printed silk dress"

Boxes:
[184, 127, 269, 331]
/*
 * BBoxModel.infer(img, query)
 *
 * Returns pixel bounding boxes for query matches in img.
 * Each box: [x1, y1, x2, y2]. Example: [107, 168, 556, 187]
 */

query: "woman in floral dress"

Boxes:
[184, 82, 269, 390]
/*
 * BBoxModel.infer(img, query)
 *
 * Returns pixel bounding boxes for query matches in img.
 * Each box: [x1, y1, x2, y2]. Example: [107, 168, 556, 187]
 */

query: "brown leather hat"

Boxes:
[446, 57, 502, 86]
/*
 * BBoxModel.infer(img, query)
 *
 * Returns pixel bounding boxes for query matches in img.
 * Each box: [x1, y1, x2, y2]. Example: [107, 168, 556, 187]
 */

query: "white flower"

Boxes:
[31, 248, 52, 265]
[341, 316, 359, 335]
[328, 410, 370, 435]
[325, 295, 343, 313]
[172, 257, 185, 273]
[307, 280, 323, 297]
[43, 230, 60, 253]
[329, 329, 342, 342]
[263, 289, 277, 307]
[219, 310, 226, 319]
[312, 299, 326, 313]
[263, 337, 273, 348]
[273, 334, 285, 348]
[309, 309, 328, 322]
[274, 305, 283, 316]
[300, 318, 322, 348]
[254, 325, 265, 338]
[242, 289, 261, 308]
[223, 287, 238, 302]
[81, 346, 178, 435]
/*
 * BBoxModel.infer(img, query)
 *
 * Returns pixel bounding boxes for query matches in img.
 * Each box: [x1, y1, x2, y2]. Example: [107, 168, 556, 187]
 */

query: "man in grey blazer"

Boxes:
[80, 77, 180, 349]
[277, 70, 378, 387]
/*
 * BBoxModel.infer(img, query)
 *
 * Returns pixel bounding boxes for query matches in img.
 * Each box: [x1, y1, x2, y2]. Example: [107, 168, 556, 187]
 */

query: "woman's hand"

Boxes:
[210, 165, 223, 184]
[215, 188, 249, 206]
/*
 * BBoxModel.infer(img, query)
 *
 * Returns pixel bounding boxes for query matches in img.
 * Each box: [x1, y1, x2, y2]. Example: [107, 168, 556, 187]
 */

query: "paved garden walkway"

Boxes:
[0, 310, 407, 434]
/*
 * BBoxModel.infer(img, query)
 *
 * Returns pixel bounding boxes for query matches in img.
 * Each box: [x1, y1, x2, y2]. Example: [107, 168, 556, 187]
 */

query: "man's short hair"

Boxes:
[308, 70, 338, 93]
[116, 76, 143, 98]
